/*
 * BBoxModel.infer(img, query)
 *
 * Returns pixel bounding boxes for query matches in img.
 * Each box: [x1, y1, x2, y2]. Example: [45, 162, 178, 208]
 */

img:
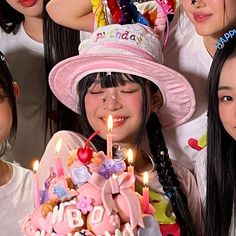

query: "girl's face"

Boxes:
[218, 56, 236, 140]
[0, 86, 12, 144]
[5, 0, 43, 18]
[84, 77, 151, 148]
[182, 0, 236, 37]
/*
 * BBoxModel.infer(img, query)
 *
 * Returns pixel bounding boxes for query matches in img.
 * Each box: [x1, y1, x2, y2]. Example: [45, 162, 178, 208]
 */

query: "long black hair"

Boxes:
[0, 0, 81, 138]
[0, 52, 17, 156]
[205, 36, 236, 236]
[78, 72, 196, 235]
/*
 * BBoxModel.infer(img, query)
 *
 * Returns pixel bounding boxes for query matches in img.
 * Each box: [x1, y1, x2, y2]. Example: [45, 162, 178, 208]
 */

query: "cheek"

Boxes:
[0, 105, 12, 143]
[182, 0, 191, 13]
[219, 104, 230, 126]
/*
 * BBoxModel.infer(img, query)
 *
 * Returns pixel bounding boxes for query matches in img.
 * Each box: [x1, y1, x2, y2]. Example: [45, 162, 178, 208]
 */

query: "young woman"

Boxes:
[0, 52, 33, 235]
[205, 36, 236, 235]
[38, 23, 203, 235]
[0, 0, 81, 168]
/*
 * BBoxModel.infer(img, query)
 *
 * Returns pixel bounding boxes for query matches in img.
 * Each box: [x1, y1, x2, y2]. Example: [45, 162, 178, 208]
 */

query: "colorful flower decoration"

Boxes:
[98, 159, 126, 179]
[76, 196, 94, 214]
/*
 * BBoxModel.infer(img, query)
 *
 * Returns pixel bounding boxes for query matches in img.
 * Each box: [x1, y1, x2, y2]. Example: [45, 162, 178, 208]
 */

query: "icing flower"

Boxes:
[98, 159, 126, 179]
[76, 196, 94, 214]
[71, 165, 91, 186]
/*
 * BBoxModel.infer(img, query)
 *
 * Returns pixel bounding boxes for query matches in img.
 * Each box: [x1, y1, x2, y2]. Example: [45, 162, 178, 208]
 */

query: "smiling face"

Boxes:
[84, 74, 151, 148]
[5, 0, 43, 18]
[0, 86, 12, 145]
[218, 55, 236, 140]
[182, 0, 236, 37]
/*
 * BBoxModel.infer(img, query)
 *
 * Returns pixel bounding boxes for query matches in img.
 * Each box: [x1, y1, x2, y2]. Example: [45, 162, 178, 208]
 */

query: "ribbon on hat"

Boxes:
[101, 172, 144, 229]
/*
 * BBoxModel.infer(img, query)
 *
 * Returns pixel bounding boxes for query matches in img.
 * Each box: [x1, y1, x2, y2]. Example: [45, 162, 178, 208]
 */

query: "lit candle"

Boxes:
[127, 148, 135, 190]
[55, 138, 64, 177]
[107, 114, 113, 159]
[142, 171, 149, 213]
[33, 160, 40, 209]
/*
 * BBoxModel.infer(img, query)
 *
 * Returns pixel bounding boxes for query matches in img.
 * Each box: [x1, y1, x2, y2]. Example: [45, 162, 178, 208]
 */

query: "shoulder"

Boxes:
[48, 130, 87, 148]
[38, 131, 88, 188]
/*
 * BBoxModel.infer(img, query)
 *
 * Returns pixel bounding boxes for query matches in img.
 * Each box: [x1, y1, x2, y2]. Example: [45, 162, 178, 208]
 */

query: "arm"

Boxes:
[46, 0, 93, 31]
[173, 161, 204, 236]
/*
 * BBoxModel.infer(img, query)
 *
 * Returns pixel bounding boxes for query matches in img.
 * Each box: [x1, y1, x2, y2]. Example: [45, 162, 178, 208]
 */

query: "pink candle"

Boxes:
[127, 148, 135, 190]
[143, 171, 149, 213]
[107, 115, 113, 159]
[55, 138, 64, 177]
[33, 160, 40, 209]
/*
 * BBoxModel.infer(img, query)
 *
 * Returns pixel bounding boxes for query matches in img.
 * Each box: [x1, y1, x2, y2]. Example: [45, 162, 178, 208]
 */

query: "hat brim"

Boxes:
[49, 53, 195, 128]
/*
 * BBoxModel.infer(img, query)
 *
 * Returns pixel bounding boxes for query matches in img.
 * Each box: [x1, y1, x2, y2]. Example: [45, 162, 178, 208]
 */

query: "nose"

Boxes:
[191, 0, 205, 7]
[102, 91, 122, 111]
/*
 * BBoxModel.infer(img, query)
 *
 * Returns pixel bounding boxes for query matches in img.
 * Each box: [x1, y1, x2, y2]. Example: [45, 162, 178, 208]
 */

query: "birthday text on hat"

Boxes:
[95, 29, 143, 44]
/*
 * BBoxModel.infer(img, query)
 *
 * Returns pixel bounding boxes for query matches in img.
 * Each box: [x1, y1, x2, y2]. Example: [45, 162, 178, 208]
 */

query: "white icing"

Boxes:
[66, 208, 84, 228]
[91, 206, 105, 224]
[52, 203, 65, 224]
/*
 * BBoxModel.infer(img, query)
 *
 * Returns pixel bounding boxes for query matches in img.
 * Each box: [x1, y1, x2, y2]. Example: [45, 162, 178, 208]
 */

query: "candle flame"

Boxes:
[127, 148, 133, 165]
[55, 138, 62, 154]
[33, 160, 39, 173]
[143, 171, 149, 186]
[107, 114, 113, 132]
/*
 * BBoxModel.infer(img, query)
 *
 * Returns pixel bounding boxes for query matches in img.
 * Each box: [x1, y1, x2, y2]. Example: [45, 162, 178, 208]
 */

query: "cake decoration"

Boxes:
[22, 130, 155, 235]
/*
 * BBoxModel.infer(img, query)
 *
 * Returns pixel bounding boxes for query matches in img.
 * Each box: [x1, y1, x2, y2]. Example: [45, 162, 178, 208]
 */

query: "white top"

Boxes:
[0, 23, 51, 168]
[163, 7, 212, 170]
[0, 162, 34, 236]
[38, 130, 203, 233]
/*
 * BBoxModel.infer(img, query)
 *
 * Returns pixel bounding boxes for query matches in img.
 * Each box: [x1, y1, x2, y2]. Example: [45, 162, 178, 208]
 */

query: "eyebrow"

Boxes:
[218, 86, 232, 91]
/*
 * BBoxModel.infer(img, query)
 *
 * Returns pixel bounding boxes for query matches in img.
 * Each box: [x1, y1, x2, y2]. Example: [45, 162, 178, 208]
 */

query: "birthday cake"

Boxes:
[22, 133, 153, 236]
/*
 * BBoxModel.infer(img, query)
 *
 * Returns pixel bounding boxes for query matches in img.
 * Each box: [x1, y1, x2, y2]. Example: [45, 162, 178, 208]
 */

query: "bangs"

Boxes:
[99, 72, 137, 88]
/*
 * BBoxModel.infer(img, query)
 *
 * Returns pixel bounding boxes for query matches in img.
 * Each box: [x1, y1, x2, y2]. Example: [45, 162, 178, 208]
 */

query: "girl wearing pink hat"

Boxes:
[38, 19, 203, 235]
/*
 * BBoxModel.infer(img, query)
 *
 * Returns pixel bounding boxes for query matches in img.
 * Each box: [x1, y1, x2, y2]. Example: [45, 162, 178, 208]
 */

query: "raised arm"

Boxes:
[46, 0, 93, 31]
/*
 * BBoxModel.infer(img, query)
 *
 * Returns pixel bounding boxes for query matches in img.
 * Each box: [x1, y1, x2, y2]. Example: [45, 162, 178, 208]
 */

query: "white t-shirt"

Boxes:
[0, 162, 34, 236]
[0, 23, 50, 168]
[163, 7, 212, 170]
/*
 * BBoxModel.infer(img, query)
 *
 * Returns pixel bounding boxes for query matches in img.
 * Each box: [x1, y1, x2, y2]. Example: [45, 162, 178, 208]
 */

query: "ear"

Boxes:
[152, 90, 163, 112]
[13, 82, 20, 99]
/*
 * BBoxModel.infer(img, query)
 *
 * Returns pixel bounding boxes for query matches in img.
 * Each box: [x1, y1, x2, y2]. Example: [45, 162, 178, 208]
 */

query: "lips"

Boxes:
[101, 116, 128, 127]
[19, 0, 38, 7]
[193, 13, 212, 23]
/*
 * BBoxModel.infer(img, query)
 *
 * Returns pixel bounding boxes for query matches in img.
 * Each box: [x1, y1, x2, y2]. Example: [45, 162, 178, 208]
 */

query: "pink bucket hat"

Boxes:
[49, 23, 195, 128]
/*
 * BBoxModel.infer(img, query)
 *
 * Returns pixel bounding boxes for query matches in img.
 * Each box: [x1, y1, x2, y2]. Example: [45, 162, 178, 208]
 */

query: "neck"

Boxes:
[132, 149, 153, 174]
[23, 16, 43, 43]
[0, 160, 13, 186]
[203, 36, 217, 57]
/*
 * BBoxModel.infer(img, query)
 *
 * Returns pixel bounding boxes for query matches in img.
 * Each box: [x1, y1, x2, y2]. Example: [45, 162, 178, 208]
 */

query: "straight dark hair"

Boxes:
[78, 72, 196, 235]
[0, 0, 81, 140]
[205, 36, 236, 236]
[0, 52, 17, 156]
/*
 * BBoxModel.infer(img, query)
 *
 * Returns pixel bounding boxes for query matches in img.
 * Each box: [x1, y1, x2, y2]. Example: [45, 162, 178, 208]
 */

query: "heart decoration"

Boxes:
[188, 138, 203, 151]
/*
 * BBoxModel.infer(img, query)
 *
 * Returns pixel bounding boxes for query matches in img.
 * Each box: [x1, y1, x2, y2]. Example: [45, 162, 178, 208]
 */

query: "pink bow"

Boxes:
[101, 172, 144, 229]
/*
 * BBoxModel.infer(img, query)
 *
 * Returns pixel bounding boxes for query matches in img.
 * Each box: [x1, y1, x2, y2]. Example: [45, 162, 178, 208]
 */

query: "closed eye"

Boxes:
[88, 91, 104, 95]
